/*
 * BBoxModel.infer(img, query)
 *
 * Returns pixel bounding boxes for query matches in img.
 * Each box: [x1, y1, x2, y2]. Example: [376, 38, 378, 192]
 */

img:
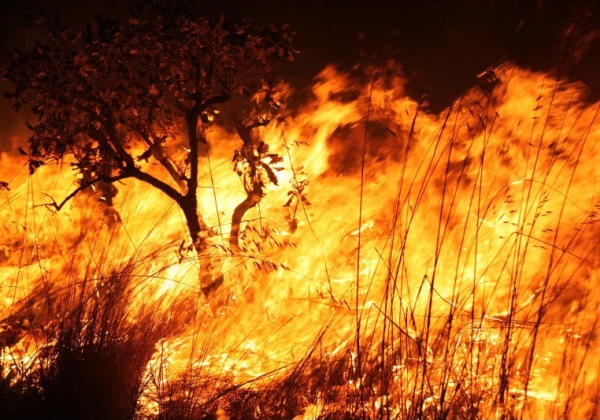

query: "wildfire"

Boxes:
[1, 61, 599, 419]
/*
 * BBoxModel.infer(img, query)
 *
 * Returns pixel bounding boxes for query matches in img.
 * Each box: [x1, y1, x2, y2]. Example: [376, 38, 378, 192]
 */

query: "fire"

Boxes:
[1, 62, 599, 419]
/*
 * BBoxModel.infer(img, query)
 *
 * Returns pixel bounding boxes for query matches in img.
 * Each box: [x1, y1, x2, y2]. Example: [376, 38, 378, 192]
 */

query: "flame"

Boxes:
[1, 62, 599, 419]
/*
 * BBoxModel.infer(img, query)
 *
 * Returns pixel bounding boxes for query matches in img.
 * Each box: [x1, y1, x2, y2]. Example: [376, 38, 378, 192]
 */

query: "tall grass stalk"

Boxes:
[1, 64, 598, 419]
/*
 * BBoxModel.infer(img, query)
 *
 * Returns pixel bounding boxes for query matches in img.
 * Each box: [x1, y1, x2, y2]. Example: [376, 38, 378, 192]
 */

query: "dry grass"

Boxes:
[1, 64, 599, 420]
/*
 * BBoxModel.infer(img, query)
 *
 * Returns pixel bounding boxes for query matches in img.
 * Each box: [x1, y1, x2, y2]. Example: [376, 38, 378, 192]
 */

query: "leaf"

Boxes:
[267, 153, 283, 163]
[257, 141, 268, 155]
[137, 147, 154, 162]
[28, 159, 45, 175]
[259, 161, 278, 185]
[18, 147, 28, 156]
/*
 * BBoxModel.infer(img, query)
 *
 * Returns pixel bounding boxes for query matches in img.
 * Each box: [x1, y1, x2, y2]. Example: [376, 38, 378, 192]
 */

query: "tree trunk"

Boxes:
[230, 189, 262, 252]
[179, 197, 223, 297]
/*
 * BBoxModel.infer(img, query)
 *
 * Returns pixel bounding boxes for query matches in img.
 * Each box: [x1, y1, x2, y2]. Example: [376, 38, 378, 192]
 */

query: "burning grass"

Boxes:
[1, 63, 599, 419]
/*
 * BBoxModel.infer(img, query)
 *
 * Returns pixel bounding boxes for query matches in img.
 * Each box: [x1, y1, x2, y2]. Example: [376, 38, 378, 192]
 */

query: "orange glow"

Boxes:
[1, 62, 599, 418]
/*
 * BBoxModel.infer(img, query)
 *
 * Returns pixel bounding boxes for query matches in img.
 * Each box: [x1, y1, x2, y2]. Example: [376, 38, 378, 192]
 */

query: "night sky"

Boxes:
[0, 0, 598, 132]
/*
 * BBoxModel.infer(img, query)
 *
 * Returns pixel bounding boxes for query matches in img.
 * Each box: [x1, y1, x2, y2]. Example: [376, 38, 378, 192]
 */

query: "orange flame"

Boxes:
[1, 62, 599, 419]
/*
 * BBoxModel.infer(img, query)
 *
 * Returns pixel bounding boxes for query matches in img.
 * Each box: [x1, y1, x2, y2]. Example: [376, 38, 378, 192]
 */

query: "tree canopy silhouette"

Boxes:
[1, 0, 296, 296]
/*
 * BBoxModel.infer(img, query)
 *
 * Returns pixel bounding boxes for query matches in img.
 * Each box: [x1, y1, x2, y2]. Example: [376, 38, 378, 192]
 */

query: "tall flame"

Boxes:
[1, 62, 598, 419]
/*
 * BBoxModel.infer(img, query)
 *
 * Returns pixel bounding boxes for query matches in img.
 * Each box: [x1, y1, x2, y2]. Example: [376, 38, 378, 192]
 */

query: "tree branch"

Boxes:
[150, 148, 189, 195]
[128, 166, 183, 203]
[40, 173, 132, 212]
[200, 93, 231, 111]
[137, 123, 189, 195]
[40, 162, 185, 214]
[69, 99, 136, 168]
